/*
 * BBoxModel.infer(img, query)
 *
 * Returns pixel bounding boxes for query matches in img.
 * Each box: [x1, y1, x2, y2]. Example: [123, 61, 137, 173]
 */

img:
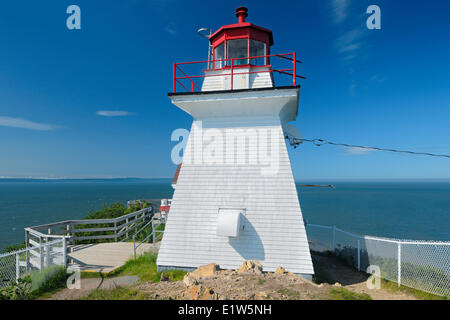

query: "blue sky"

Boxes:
[0, 0, 449, 180]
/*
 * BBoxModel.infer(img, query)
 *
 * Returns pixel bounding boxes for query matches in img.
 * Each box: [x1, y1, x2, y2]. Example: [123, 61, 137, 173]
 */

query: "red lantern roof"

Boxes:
[209, 7, 274, 47]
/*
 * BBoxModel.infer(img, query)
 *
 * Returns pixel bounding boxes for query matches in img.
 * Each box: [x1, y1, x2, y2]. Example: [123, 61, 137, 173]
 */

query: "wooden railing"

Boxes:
[24, 207, 154, 266]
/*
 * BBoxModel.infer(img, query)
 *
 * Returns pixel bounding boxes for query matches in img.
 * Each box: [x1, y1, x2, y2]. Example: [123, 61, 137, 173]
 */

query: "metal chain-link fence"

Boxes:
[0, 238, 66, 288]
[306, 223, 450, 297]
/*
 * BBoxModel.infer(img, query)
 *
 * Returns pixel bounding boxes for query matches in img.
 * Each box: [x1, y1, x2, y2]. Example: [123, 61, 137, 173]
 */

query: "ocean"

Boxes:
[0, 179, 449, 249]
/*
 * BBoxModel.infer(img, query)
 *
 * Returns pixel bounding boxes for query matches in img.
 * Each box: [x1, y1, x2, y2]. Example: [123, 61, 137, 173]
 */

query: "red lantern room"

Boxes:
[209, 6, 273, 69]
[172, 6, 304, 92]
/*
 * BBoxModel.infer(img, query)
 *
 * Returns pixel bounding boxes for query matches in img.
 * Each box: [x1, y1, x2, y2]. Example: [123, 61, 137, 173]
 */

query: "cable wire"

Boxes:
[287, 137, 450, 159]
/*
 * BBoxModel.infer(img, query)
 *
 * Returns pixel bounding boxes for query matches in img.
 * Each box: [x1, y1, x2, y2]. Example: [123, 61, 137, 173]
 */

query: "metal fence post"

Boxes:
[152, 218, 155, 243]
[357, 239, 361, 271]
[63, 237, 67, 268]
[25, 229, 30, 272]
[16, 253, 20, 283]
[397, 242, 402, 287]
[133, 235, 136, 259]
[46, 237, 50, 266]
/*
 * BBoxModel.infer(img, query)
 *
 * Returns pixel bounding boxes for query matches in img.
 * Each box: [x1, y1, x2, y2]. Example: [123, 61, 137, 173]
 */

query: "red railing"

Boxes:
[172, 52, 305, 93]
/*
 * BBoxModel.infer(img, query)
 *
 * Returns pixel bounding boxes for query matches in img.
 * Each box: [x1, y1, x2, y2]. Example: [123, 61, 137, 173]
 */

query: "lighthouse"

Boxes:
[157, 7, 314, 279]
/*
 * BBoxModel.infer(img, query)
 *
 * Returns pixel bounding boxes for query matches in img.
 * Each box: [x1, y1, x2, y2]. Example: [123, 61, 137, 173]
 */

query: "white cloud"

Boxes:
[96, 110, 133, 117]
[0, 116, 59, 131]
[165, 22, 177, 35]
[344, 146, 374, 155]
[334, 29, 366, 62]
[331, 0, 351, 24]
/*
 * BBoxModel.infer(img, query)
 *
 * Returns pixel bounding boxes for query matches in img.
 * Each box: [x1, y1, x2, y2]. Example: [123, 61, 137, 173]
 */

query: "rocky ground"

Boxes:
[49, 253, 419, 300]
[137, 261, 332, 300]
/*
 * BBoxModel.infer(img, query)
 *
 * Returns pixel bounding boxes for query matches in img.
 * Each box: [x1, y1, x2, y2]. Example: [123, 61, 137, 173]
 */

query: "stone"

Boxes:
[191, 263, 219, 278]
[275, 266, 287, 274]
[334, 282, 342, 287]
[237, 260, 263, 274]
[183, 273, 199, 287]
[187, 284, 202, 300]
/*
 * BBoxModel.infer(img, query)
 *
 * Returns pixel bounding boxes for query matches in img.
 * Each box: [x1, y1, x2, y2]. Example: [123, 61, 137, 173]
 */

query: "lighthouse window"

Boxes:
[214, 42, 225, 69]
[227, 39, 248, 66]
[250, 40, 267, 65]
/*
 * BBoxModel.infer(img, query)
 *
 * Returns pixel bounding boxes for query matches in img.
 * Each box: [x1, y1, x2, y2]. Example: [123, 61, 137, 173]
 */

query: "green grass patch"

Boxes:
[257, 279, 266, 285]
[82, 286, 148, 300]
[329, 287, 372, 300]
[107, 252, 186, 283]
[380, 279, 447, 300]
[0, 265, 68, 300]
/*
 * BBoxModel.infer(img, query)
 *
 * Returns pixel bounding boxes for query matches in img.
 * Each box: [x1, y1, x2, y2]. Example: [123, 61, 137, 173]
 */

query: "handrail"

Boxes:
[25, 207, 153, 244]
[133, 213, 166, 258]
[173, 52, 305, 93]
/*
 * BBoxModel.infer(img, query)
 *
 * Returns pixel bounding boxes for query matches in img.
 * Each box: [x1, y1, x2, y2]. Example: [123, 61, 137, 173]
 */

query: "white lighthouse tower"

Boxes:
[157, 7, 314, 279]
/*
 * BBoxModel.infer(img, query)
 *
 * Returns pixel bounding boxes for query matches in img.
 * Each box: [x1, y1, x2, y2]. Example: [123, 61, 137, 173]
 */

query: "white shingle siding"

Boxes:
[201, 67, 273, 91]
[157, 114, 314, 276]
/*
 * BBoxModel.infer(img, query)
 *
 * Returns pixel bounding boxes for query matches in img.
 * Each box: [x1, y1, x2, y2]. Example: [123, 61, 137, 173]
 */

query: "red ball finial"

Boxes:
[236, 6, 248, 23]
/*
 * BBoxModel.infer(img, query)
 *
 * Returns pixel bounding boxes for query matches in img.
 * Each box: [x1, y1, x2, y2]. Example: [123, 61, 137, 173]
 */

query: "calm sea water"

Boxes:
[0, 179, 449, 249]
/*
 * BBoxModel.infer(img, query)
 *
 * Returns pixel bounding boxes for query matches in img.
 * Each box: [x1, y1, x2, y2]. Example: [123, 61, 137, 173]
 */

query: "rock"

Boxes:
[160, 272, 170, 282]
[334, 282, 342, 287]
[187, 284, 202, 300]
[184, 284, 219, 300]
[191, 263, 219, 278]
[275, 266, 287, 274]
[237, 260, 263, 274]
[183, 273, 199, 287]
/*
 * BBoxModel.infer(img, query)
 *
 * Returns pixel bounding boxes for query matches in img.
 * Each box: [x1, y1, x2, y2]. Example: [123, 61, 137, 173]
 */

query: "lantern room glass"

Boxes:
[214, 42, 225, 69]
[250, 40, 267, 65]
[227, 39, 248, 66]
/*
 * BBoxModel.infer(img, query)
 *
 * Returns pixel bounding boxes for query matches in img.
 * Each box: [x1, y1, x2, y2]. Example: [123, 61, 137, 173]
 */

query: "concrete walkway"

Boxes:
[68, 242, 157, 273]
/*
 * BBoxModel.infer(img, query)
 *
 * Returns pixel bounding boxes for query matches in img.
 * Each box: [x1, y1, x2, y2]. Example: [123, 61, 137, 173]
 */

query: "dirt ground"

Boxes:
[311, 252, 416, 300]
[48, 253, 417, 300]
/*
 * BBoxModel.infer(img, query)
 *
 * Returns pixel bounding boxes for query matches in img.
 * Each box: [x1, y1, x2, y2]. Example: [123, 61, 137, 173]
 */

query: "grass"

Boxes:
[107, 252, 186, 283]
[28, 265, 68, 299]
[257, 278, 266, 285]
[82, 286, 149, 300]
[81, 252, 187, 300]
[276, 288, 300, 299]
[380, 279, 447, 300]
[329, 287, 372, 300]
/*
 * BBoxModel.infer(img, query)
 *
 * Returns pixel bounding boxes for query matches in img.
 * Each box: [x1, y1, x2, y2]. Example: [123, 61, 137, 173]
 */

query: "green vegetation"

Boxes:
[276, 288, 300, 299]
[257, 278, 266, 285]
[0, 265, 68, 300]
[329, 287, 372, 300]
[28, 265, 68, 298]
[108, 252, 186, 282]
[333, 247, 449, 298]
[2, 242, 26, 253]
[82, 286, 149, 300]
[380, 279, 447, 300]
[82, 252, 186, 300]
[74, 201, 156, 245]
